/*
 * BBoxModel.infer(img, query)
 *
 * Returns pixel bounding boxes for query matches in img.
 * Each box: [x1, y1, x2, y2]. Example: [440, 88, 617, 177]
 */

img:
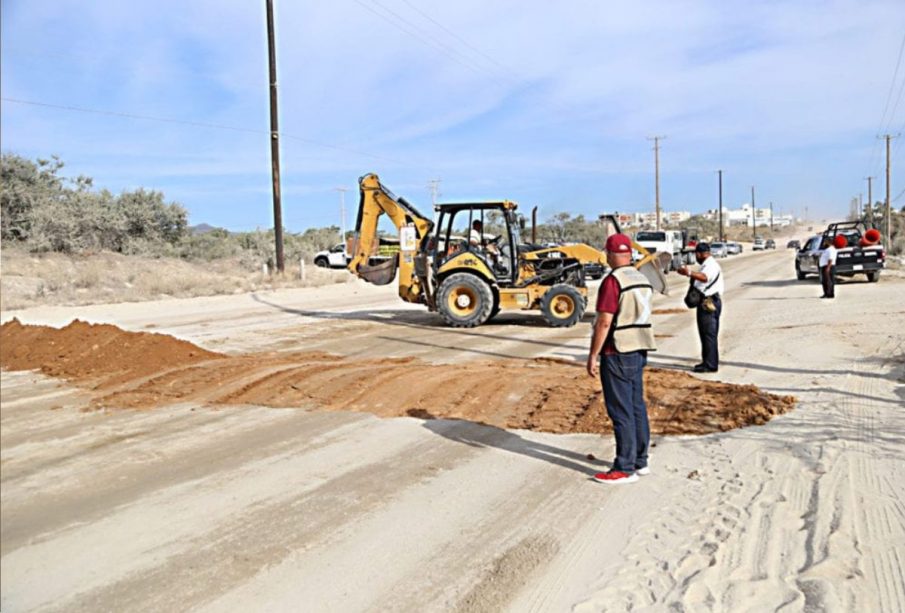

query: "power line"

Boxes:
[349, 0, 504, 85]
[868, 33, 905, 176]
[878, 33, 905, 133]
[892, 185, 905, 203]
[395, 0, 517, 79]
[1, 96, 406, 165]
[882, 70, 905, 134]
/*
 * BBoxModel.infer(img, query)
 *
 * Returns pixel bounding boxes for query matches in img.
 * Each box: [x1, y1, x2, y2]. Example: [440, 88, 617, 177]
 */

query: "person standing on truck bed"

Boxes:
[586, 233, 657, 485]
[677, 243, 724, 373]
[819, 238, 837, 299]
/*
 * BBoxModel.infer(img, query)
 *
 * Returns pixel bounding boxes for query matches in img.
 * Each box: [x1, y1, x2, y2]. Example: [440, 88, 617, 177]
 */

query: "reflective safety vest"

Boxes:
[609, 266, 657, 353]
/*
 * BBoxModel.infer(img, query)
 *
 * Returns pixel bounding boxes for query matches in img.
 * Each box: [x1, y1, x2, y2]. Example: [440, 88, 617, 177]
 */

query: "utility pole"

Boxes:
[334, 187, 348, 245]
[770, 201, 774, 232]
[865, 176, 874, 226]
[428, 178, 442, 206]
[881, 134, 897, 240]
[717, 169, 724, 242]
[265, 0, 284, 273]
[750, 185, 756, 239]
[647, 136, 666, 230]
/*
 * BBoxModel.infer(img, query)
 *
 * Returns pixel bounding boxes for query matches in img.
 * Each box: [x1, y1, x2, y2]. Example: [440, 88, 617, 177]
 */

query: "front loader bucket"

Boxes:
[356, 256, 398, 286]
[634, 252, 671, 295]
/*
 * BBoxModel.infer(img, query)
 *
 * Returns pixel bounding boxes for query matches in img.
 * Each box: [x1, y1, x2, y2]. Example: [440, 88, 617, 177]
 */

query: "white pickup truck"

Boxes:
[313, 244, 350, 268]
[315, 239, 398, 269]
[634, 230, 685, 270]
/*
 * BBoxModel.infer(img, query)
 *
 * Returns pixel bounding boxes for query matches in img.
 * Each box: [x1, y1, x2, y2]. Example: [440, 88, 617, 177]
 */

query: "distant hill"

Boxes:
[189, 223, 225, 235]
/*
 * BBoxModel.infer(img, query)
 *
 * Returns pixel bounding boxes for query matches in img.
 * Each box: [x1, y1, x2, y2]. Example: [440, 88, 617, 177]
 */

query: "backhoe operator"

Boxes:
[470, 220, 500, 258]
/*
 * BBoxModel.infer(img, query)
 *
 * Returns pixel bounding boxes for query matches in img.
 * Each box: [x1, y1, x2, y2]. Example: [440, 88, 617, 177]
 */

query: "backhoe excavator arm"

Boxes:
[348, 173, 434, 304]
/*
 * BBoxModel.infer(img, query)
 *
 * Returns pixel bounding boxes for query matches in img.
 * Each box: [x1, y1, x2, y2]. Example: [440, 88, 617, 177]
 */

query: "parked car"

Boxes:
[710, 242, 729, 258]
[753, 238, 766, 250]
[786, 239, 801, 249]
[765, 239, 776, 249]
[726, 242, 742, 255]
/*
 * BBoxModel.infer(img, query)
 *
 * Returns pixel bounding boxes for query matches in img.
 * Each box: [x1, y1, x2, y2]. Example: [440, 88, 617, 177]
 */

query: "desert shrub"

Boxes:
[2, 153, 188, 254]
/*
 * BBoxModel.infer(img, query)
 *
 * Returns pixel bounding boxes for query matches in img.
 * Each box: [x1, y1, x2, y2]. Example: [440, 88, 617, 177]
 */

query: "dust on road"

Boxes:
[1, 319, 795, 436]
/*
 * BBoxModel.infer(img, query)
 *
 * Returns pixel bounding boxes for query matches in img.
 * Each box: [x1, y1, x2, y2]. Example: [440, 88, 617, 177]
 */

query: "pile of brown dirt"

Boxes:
[0, 319, 224, 389]
[0, 321, 796, 436]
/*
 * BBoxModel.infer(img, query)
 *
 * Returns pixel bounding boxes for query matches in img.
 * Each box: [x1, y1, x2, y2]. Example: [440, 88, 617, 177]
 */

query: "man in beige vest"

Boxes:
[587, 233, 657, 485]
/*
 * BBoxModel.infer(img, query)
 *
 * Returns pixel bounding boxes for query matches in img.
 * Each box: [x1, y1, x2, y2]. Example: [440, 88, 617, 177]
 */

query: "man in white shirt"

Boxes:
[818, 238, 837, 299]
[469, 220, 484, 247]
[677, 243, 724, 373]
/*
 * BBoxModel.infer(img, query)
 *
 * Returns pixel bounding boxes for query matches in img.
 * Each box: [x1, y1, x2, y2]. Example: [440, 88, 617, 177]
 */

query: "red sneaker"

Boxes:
[593, 470, 639, 484]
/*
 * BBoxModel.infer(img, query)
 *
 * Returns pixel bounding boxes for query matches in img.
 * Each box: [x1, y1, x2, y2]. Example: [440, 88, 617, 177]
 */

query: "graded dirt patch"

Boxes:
[0, 320, 795, 435]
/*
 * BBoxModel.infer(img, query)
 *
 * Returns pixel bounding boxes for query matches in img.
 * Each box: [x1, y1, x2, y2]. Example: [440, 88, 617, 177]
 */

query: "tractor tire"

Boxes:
[314, 257, 329, 268]
[540, 284, 585, 328]
[487, 292, 501, 322]
[795, 262, 806, 280]
[867, 270, 880, 283]
[437, 273, 494, 328]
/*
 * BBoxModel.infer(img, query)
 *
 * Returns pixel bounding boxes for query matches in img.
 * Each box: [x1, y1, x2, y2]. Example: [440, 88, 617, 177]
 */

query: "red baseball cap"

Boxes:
[605, 233, 632, 253]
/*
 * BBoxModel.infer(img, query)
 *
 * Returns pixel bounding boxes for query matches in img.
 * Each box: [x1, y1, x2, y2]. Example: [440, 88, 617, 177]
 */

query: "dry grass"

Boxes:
[0, 247, 352, 310]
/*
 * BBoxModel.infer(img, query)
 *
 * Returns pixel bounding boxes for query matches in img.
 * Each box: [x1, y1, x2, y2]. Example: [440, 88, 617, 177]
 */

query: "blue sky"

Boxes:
[2, 0, 904, 231]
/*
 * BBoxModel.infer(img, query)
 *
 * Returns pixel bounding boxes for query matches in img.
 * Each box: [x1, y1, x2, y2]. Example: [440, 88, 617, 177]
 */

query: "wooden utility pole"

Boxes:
[717, 169, 724, 242]
[648, 136, 666, 230]
[266, 0, 284, 273]
[750, 185, 756, 239]
[881, 134, 897, 240]
[770, 201, 774, 232]
[865, 176, 874, 226]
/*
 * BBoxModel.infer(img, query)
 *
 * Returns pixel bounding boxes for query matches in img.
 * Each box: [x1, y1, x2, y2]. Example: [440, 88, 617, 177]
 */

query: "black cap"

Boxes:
[695, 242, 711, 253]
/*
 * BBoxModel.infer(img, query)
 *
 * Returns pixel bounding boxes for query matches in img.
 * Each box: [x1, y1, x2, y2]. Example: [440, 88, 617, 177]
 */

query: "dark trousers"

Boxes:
[600, 351, 649, 473]
[821, 265, 835, 297]
[696, 295, 722, 370]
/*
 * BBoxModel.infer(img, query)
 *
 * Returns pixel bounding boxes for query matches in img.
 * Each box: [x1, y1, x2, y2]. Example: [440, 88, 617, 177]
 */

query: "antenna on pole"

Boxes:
[428, 178, 442, 206]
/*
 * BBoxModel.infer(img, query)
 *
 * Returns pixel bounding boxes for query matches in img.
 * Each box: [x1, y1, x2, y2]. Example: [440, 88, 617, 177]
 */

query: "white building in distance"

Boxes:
[616, 210, 691, 227]
[703, 204, 794, 227]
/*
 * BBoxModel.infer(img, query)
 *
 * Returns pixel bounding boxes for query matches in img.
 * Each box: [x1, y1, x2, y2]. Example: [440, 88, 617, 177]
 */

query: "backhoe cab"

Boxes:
[349, 173, 599, 328]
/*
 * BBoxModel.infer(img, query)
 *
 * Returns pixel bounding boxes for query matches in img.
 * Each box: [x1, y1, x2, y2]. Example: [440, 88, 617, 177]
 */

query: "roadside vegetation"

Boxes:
[3, 152, 902, 308]
[0, 153, 351, 309]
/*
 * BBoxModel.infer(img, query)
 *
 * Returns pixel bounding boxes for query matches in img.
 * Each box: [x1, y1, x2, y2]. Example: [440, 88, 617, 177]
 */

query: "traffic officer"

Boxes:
[819, 237, 837, 299]
[587, 233, 657, 485]
[678, 242, 724, 373]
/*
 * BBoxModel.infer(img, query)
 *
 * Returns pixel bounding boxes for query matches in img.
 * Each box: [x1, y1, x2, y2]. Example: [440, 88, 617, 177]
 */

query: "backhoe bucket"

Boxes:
[634, 252, 671, 295]
[355, 256, 398, 286]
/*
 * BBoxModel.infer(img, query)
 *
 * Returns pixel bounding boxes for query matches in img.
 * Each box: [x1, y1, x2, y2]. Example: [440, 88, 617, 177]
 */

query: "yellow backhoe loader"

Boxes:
[348, 173, 668, 328]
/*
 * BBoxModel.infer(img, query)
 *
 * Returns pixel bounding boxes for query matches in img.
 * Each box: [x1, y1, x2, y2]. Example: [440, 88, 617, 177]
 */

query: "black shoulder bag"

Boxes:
[683, 271, 720, 309]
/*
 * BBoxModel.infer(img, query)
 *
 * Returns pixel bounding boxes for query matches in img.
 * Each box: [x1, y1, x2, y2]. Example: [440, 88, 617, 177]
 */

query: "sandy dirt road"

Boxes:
[2, 249, 904, 612]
